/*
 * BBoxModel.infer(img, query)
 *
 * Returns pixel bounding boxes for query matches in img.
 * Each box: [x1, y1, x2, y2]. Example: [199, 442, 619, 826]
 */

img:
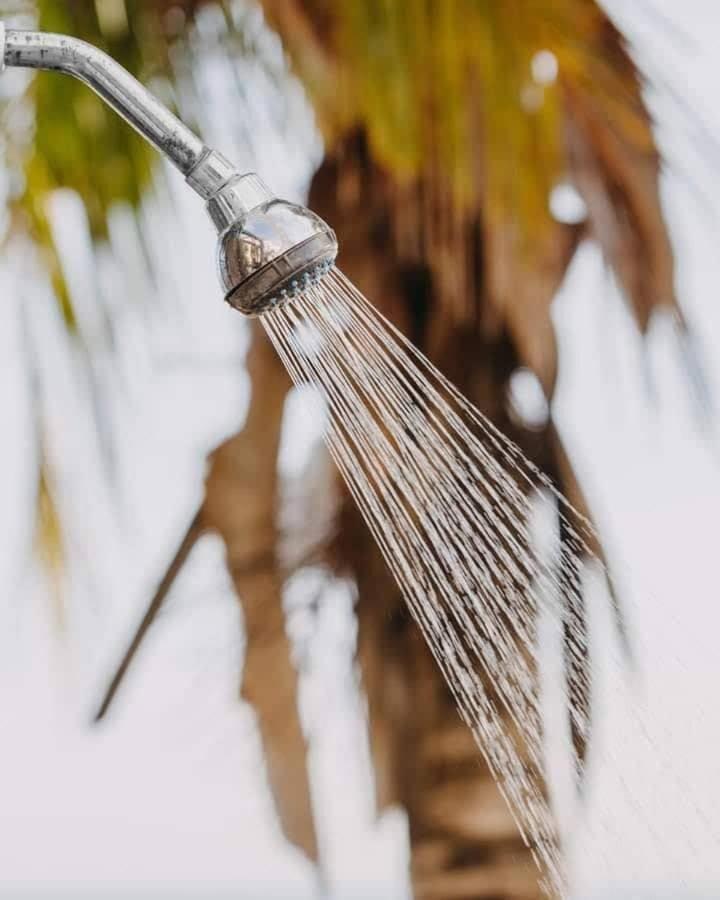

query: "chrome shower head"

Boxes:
[192, 160, 337, 318]
[217, 201, 336, 317]
[0, 22, 338, 317]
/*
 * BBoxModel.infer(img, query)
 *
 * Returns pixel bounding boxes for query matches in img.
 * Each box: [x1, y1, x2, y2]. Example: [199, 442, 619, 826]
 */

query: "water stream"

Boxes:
[263, 267, 719, 896]
[262, 268, 607, 895]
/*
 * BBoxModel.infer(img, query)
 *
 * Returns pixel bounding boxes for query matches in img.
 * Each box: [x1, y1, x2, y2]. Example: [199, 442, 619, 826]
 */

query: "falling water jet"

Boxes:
[271, 281, 572, 890]
[264, 271, 720, 890]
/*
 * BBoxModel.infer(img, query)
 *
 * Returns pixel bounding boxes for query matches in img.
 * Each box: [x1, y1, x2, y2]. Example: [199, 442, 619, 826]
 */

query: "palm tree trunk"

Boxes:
[339, 493, 544, 899]
[308, 139, 555, 898]
[201, 323, 318, 862]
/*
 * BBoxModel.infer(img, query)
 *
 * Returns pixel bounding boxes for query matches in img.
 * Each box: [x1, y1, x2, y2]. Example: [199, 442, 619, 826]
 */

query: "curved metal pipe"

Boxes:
[1, 24, 205, 176]
[0, 23, 266, 209]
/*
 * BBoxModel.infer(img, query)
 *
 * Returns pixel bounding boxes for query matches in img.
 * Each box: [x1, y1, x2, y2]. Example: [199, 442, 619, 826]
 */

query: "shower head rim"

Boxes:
[223, 230, 337, 317]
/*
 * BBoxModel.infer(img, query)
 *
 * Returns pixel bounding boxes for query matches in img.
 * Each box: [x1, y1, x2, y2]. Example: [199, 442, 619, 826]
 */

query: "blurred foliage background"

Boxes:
[0, 1, 714, 898]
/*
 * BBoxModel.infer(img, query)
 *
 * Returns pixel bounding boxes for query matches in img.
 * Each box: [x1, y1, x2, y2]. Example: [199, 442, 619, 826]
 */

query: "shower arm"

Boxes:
[0, 22, 273, 219]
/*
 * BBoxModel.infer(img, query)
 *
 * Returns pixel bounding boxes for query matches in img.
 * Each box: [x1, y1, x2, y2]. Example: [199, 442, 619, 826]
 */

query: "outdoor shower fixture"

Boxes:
[0, 23, 338, 316]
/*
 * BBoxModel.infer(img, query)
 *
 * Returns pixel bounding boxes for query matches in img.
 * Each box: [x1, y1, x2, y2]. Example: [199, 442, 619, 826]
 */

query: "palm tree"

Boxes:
[3, 1, 692, 897]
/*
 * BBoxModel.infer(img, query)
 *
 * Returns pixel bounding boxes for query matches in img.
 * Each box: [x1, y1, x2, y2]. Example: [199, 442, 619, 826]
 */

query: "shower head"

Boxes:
[0, 23, 338, 316]
[198, 163, 337, 318]
[217, 200, 336, 317]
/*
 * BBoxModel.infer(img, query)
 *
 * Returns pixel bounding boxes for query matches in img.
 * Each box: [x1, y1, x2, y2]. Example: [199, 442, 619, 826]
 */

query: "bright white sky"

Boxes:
[0, 1, 719, 898]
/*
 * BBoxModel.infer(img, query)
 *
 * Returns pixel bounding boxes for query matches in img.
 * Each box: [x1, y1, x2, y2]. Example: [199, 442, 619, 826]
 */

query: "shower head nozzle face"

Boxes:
[218, 199, 338, 318]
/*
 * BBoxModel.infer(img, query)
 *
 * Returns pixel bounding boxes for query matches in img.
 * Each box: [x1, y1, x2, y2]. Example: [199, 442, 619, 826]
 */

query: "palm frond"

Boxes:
[263, 0, 678, 370]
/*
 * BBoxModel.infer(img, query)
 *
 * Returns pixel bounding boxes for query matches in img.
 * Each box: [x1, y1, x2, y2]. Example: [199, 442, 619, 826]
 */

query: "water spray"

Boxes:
[0, 23, 338, 316]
